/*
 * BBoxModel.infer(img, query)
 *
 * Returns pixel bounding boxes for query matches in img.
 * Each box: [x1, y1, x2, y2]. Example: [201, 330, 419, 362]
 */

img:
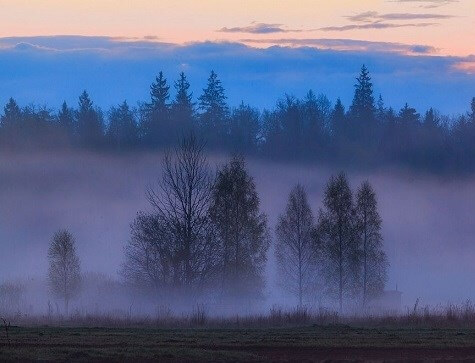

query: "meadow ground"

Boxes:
[2, 325, 475, 361]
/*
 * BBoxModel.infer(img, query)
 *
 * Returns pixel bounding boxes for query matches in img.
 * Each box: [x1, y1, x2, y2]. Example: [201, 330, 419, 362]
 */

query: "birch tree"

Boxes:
[355, 181, 388, 306]
[275, 184, 316, 306]
[48, 230, 81, 315]
[316, 173, 357, 312]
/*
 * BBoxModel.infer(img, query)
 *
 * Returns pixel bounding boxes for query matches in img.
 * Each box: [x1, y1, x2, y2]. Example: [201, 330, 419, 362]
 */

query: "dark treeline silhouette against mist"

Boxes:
[1, 66, 474, 172]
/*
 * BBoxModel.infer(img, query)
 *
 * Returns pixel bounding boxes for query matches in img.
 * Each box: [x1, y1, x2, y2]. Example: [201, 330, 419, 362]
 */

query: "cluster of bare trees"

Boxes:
[44, 135, 387, 313]
[276, 174, 388, 311]
[121, 134, 270, 305]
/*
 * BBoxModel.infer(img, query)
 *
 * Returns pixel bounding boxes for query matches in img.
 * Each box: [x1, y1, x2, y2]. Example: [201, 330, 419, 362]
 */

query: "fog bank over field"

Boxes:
[1, 151, 474, 308]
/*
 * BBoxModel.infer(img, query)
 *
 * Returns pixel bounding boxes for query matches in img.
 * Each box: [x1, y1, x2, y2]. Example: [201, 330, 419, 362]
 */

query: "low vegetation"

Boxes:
[2, 302, 475, 360]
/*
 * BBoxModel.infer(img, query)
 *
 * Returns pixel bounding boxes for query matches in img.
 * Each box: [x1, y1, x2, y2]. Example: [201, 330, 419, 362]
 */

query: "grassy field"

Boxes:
[1, 325, 475, 361]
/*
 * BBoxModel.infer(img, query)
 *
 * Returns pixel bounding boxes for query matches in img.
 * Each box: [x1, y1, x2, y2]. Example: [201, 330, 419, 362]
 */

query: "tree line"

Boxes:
[1, 66, 475, 173]
[48, 135, 388, 313]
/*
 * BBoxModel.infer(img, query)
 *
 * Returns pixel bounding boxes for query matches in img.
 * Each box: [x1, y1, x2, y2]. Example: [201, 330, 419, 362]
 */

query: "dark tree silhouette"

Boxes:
[0, 66, 473, 174]
[76, 91, 104, 147]
[209, 156, 269, 301]
[399, 103, 420, 125]
[47, 230, 81, 315]
[330, 98, 346, 139]
[1, 98, 21, 128]
[302, 91, 330, 156]
[142, 71, 170, 145]
[149, 71, 170, 112]
[350, 64, 375, 122]
[107, 101, 138, 150]
[316, 173, 357, 312]
[354, 181, 388, 307]
[470, 97, 475, 122]
[376, 95, 385, 120]
[121, 212, 171, 293]
[172, 72, 194, 133]
[275, 184, 316, 306]
[57, 101, 75, 140]
[349, 64, 378, 151]
[229, 102, 260, 154]
[198, 71, 229, 147]
[330, 97, 354, 162]
[146, 134, 215, 291]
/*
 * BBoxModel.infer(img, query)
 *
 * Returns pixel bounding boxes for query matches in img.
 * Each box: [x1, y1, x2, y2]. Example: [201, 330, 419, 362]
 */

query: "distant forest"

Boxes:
[1, 65, 475, 173]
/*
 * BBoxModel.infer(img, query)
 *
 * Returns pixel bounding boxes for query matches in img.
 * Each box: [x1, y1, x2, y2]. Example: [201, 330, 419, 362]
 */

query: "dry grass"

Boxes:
[3, 302, 475, 329]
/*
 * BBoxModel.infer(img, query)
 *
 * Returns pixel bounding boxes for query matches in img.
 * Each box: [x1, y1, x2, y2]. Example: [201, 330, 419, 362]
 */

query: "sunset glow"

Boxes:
[1, 0, 474, 56]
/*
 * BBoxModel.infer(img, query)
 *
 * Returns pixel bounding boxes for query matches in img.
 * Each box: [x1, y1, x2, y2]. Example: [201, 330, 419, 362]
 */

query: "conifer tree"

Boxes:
[470, 97, 475, 122]
[198, 71, 229, 146]
[1, 98, 21, 128]
[107, 101, 138, 149]
[350, 65, 375, 122]
[376, 95, 386, 121]
[172, 72, 194, 132]
[302, 91, 329, 154]
[423, 108, 439, 129]
[57, 101, 75, 138]
[148, 71, 170, 114]
[399, 103, 420, 125]
[229, 102, 260, 153]
[330, 98, 346, 140]
[76, 91, 104, 147]
[142, 71, 170, 145]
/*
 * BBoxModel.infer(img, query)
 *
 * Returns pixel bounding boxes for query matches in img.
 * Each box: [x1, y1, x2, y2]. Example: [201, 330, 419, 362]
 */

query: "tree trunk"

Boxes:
[338, 222, 343, 313]
[363, 211, 368, 308]
[298, 214, 304, 308]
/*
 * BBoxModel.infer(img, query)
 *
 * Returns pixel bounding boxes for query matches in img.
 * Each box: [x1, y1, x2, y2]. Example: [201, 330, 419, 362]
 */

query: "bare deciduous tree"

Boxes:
[121, 212, 171, 292]
[275, 184, 316, 306]
[209, 156, 269, 301]
[123, 134, 215, 296]
[47, 229, 81, 315]
[355, 181, 388, 307]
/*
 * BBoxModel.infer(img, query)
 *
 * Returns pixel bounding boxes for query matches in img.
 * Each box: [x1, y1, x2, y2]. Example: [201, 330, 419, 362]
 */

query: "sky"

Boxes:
[1, 0, 474, 56]
[0, 0, 474, 113]
[0, 0, 475, 56]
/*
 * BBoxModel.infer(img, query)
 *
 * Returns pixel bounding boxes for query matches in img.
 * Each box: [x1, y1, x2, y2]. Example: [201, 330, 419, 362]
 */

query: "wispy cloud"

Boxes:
[217, 23, 301, 34]
[347, 11, 454, 22]
[390, 0, 458, 8]
[6, 42, 58, 52]
[320, 8, 454, 32]
[0, 35, 176, 54]
[453, 56, 475, 74]
[320, 22, 438, 31]
[241, 37, 437, 54]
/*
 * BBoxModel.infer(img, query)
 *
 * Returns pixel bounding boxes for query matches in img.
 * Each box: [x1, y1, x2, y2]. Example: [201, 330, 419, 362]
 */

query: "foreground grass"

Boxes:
[1, 325, 475, 361]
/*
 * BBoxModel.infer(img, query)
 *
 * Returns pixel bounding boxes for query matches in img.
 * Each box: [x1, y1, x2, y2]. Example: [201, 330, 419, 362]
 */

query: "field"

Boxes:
[2, 324, 475, 361]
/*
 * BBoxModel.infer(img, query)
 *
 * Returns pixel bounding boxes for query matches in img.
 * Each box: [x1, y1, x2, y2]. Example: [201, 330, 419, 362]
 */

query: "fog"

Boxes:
[1, 151, 475, 314]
